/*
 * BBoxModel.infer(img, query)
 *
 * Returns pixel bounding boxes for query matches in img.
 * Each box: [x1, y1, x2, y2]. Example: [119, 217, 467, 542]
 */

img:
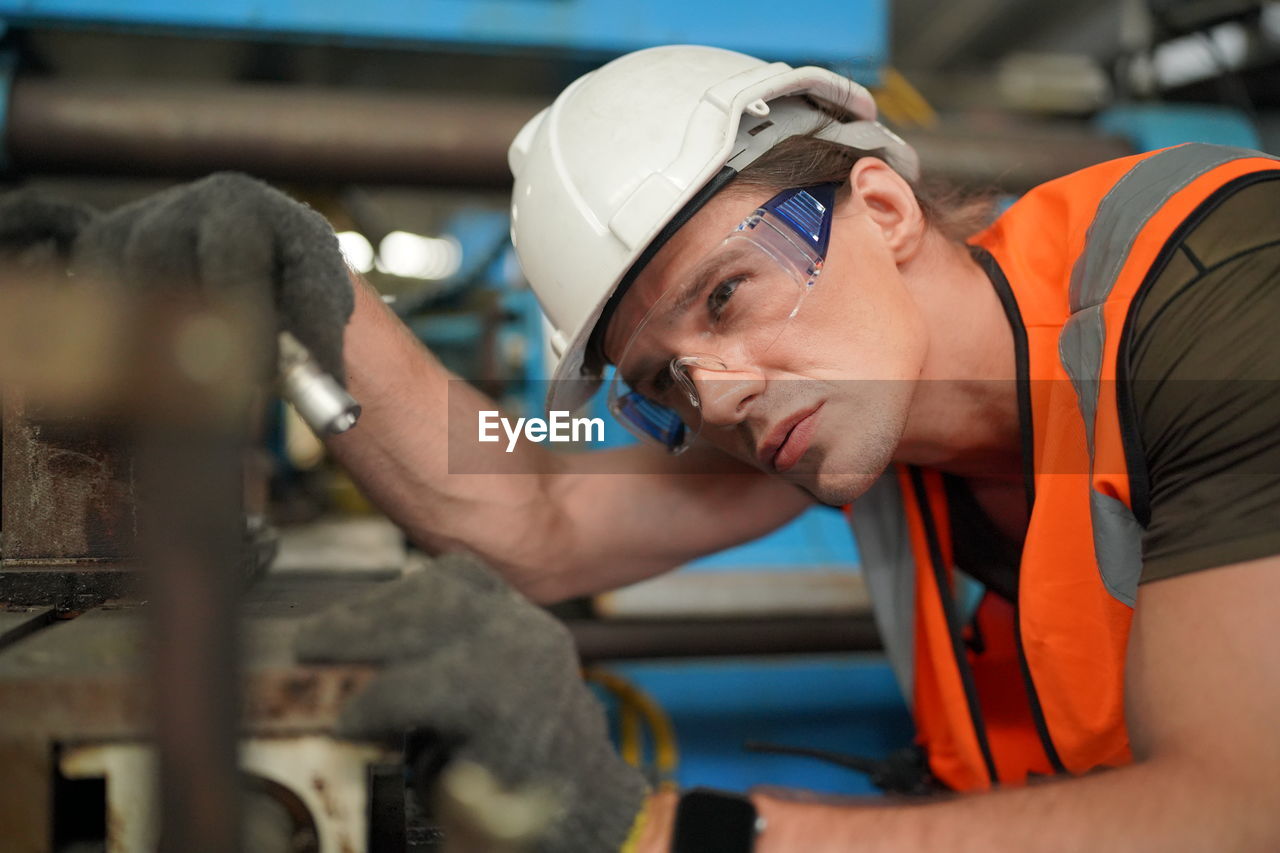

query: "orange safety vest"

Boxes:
[847, 143, 1280, 792]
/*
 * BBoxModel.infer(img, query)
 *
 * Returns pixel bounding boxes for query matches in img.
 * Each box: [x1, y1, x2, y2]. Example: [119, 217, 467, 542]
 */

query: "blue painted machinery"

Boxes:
[0, 0, 886, 75]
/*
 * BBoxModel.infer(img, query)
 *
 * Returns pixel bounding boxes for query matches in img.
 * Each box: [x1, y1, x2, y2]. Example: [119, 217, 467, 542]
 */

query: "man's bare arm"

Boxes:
[716, 554, 1280, 852]
[325, 274, 812, 602]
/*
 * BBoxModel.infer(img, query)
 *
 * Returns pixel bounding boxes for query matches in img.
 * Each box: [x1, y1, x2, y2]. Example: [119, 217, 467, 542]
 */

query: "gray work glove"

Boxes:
[0, 190, 96, 272]
[0, 173, 353, 383]
[293, 552, 649, 853]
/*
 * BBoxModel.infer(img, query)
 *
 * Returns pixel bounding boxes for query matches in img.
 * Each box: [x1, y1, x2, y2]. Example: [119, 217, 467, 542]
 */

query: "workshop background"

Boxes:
[0, 1, 1276, 851]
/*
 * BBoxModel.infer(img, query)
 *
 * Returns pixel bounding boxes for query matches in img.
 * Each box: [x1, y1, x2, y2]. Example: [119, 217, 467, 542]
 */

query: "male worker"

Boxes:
[4, 44, 1278, 852]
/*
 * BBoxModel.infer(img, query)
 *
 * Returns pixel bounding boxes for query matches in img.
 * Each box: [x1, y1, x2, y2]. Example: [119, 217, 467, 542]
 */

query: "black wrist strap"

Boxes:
[671, 787, 759, 853]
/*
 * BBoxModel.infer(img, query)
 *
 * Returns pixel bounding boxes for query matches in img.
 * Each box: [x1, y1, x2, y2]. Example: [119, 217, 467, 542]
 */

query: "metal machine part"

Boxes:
[0, 281, 140, 606]
[60, 737, 390, 853]
[0, 586, 388, 853]
[278, 331, 361, 437]
[0, 401, 137, 605]
[0, 315, 351, 608]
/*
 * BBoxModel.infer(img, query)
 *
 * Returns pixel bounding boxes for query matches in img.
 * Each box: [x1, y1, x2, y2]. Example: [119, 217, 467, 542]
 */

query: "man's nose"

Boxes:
[691, 366, 764, 426]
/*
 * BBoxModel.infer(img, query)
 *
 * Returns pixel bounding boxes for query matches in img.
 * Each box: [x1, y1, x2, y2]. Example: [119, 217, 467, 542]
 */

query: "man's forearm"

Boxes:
[320, 273, 812, 602]
[748, 754, 1274, 853]
[324, 273, 576, 596]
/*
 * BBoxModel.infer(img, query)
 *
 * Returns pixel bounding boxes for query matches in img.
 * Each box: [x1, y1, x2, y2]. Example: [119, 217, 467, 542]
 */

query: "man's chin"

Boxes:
[802, 472, 883, 507]
[783, 456, 889, 506]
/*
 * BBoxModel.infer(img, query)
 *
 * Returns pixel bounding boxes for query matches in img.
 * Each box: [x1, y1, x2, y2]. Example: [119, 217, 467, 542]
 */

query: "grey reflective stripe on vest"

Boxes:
[849, 472, 917, 706]
[1059, 143, 1278, 607]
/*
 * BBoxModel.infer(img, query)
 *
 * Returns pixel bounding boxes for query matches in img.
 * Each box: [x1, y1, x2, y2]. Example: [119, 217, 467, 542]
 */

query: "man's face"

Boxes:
[603, 182, 928, 505]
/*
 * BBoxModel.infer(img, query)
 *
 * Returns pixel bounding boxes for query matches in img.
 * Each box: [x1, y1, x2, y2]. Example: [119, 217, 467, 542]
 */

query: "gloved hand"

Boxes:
[293, 552, 650, 853]
[0, 173, 353, 383]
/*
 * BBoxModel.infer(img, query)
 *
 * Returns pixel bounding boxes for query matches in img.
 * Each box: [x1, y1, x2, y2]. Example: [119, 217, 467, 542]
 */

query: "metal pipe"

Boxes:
[902, 126, 1133, 193]
[567, 615, 882, 662]
[6, 77, 1131, 191]
[7, 78, 547, 188]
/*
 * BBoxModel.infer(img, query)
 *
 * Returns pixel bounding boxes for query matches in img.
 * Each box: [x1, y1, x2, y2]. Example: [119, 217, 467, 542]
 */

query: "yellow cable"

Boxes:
[619, 699, 643, 768]
[588, 668, 645, 767]
[585, 668, 680, 787]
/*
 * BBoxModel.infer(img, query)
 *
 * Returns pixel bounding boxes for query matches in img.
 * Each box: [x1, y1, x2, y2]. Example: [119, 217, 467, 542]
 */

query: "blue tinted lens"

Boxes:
[759, 183, 838, 257]
[615, 391, 687, 449]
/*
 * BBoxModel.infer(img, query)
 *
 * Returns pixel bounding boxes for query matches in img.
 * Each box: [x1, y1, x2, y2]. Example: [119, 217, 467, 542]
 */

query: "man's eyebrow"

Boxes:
[661, 244, 750, 320]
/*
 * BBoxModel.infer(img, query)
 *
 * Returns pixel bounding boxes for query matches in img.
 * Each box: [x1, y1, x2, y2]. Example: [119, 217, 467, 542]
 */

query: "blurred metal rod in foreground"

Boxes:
[0, 280, 265, 853]
[134, 299, 264, 853]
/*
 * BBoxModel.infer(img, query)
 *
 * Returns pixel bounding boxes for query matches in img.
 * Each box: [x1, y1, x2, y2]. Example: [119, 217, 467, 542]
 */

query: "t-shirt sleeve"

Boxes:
[1127, 178, 1280, 584]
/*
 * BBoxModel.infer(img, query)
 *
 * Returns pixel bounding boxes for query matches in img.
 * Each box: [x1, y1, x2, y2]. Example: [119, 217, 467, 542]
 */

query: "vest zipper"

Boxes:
[1011, 609, 1067, 775]
[970, 246, 1068, 777]
[908, 466, 1001, 786]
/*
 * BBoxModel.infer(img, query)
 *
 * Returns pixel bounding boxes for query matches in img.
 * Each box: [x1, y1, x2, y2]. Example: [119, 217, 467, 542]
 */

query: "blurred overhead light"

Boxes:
[1151, 22, 1248, 88]
[998, 53, 1111, 114]
[336, 231, 375, 274]
[1264, 2, 1280, 42]
[376, 231, 463, 280]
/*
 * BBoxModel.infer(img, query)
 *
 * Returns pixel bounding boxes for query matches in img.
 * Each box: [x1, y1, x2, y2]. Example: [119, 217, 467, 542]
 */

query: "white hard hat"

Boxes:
[507, 44, 917, 413]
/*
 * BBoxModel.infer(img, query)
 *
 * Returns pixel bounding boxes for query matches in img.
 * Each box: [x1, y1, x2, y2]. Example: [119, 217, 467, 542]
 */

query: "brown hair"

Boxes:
[729, 133, 997, 243]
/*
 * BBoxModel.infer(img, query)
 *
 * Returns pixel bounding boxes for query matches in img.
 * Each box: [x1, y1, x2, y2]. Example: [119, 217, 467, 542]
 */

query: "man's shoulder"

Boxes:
[1124, 176, 1280, 585]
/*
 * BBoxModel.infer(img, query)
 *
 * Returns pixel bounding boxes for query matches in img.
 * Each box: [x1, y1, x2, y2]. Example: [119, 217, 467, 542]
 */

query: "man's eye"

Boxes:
[708, 276, 744, 319]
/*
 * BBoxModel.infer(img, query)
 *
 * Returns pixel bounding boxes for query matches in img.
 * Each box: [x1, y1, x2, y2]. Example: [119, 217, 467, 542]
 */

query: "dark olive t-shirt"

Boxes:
[1124, 176, 1280, 582]
[953, 176, 1280, 597]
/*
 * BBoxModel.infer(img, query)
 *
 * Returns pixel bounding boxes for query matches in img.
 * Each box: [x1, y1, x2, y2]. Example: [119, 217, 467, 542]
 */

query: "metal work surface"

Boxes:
[0, 572, 880, 739]
[0, 591, 377, 742]
[0, 0, 886, 72]
[0, 572, 883, 851]
[0, 607, 54, 649]
[0, 581, 379, 853]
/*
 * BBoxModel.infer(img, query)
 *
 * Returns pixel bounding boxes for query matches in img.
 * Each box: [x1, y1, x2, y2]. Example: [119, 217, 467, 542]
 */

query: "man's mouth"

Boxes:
[757, 404, 823, 472]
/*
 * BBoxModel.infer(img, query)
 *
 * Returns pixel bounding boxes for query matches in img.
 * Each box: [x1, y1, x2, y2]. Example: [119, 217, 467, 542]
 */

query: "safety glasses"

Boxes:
[607, 183, 839, 453]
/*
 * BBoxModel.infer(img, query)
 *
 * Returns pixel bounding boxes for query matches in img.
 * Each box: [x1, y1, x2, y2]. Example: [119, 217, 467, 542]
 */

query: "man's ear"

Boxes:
[846, 157, 927, 264]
